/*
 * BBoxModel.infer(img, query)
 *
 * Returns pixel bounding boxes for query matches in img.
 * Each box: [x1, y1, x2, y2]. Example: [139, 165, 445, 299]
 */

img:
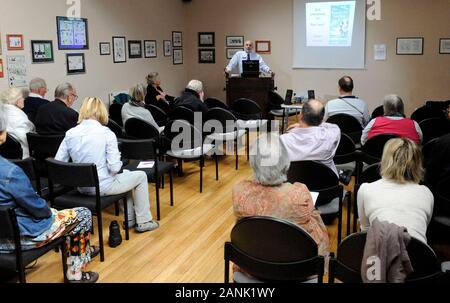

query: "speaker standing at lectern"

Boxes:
[225, 40, 274, 77]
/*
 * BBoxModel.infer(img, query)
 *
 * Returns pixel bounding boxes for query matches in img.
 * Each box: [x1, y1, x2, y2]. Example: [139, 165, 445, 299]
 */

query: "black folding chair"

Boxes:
[109, 103, 124, 127]
[418, 118, 450, 144]
[204, 97, 229, 110]
[371, 105, 384, 119]
[145, 104, 169, 127]
[411, 105, 447, 123]
[107, 119, 125, 139]
[0, 134, 23, 160]
[170, 106, 195, 125]
[224, 216, 325, 283]
[327, 113, 363, 145]
[124, 118, 160, 140]
[268, 90, 298, 134]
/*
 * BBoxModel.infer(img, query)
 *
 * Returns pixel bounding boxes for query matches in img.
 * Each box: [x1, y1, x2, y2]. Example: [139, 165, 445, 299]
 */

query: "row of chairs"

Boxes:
[225, 216, 449, 283]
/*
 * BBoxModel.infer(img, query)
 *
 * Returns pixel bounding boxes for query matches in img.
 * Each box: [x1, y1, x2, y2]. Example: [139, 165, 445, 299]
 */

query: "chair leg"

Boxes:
[123, 198, 129, 241]
[155, 178, 161, 221]
[346, 192, 352, 236]
[224, 259, 229, 283]
[338, 198, 343, 245]
[169, 169, 174, 207]
[18, 264, 26, 283]
[114, 201, 120, 216]
[161, 175, 165, 189]
[353, 187, 359, 233]
[215, 154, 219, 181]
[97, 210, 105, 262]
[235, 138, 238, 170]
[178, 159, 183, 177]
[246, 129, 250, 161]
[200, 157, 203, 193]
[61, 242, 68, 283]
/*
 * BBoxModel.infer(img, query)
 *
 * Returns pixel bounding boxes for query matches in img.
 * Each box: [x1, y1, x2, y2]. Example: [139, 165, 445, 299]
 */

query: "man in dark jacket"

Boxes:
[35, 82, 79, 134]
[173, 80, 208, 115]
[23, 78, 50, 123]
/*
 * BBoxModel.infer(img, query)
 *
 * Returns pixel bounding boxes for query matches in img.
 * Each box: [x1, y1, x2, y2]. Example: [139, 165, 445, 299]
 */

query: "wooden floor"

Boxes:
[26, 136, 353, 283]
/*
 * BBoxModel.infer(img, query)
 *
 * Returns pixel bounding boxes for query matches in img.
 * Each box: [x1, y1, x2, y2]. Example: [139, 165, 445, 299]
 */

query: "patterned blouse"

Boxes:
[232, 180, 329, 256]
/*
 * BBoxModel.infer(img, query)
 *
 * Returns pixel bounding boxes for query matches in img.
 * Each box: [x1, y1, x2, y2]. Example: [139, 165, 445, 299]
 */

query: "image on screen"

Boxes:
[57, 16, 89, 50]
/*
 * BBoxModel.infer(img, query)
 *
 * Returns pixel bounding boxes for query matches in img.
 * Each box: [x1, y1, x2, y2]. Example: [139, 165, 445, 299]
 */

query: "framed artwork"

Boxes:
[31, 40, 54, 63]
[173, 49, 183, 65]
[164, 40, 172, 57]
[56, 16, 89, 50]
[226, 48, 243, 59]
[99, 42, 111, 55]
[66, 53, 86, 74]
[7, 34, 24, 50]
[172, 31, 182, 48]
[128, 40, 142, 58]
[112, 36, 126, 63]
[396, 37, 424, 55]
[198, 32, 215, 47]
[255, 40, 271, 54]
[439, 38, 450, 54]
[199, 48, 215, 64]
[144, 40, 157, 58]
[226, 36, 244, 47]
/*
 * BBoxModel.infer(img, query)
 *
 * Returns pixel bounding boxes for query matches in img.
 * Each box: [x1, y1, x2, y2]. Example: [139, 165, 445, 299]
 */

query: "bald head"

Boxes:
[301, 99, 325, 126]
[338, 76, 354, 93]
[244, 40, 254, 53]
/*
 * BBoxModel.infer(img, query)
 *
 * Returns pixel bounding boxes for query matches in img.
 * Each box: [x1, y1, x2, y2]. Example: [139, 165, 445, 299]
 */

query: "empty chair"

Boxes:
[109, 103, 124, 127]
[204, 97, 229, 110]
[327, 113, 363, 144]
[371, 105, 384, 119]
[0, 134, 23, 159]
[145, 104, 169, 127]
[329, 232, 444, 283]
[418, 117, 450, 144]
[120, 139, 174, 221]
[46, 158, 130, 262]
[411, 105, 447, 123]
[224, 216, 325, 283]
[287, 160, 350, 244]
[169, 106, 195, 125]
[268, 90, 298, 134]
[124, 118, 160, 140]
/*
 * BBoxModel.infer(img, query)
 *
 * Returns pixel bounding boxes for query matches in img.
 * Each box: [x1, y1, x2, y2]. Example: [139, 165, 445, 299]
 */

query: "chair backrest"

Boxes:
[326, 114, 363, 143]
[436, 175, 450, 215]
[27, 132, 65, 176]
[225, 216, 324, 282]
[162, 120, 203, 151]
[359, 163, 381, 184]
[334, 133, 356, 165]
[361, 134, 399, 163]
[119, 139, 157, 161]
[371, 105, 384, 119]
[419, 117, 450, 144]
[268, 90, 284, 109]
[46, 158, 99, 189]
[145, 104, 168, 127]
[0, 134, 23, 160]
[169, 106, 195, 125]
[331, 232, 442, 283]
[124, 118, 160, 140]
[204, 97, 229, 110]
[109, 103, 124, 126]
[411, 105, 447, 123]
[231, 98, 262, 120]
[0, 206, 21, 249]
[204, 108, 237, 131]
[10, 158, 41, 194]
[106, 119, 124, 139]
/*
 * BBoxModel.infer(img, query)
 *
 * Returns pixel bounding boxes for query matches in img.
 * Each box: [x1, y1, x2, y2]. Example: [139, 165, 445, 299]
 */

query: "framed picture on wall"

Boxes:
[128, 40, 142, 58]
[164, 40, 172, 57]
[255, 40, 271, 54]
[66, 53, 86, 74]
[173, 49, 183, 65]
[144, 40, 157, 58]
[99, 42, 111, 55]
[112, 36, 126, 63]
[7, 34, 24, 50]
[439, 38, 450, 54]
[31, 40, 54, 63]
[226, 36, 244, 47]
[172, 31, 183, 48]
[198, 32, 215, 47]
[226, 48, 243, 59]
[396, 37, 424, 55]
[199, 48, 215, 64]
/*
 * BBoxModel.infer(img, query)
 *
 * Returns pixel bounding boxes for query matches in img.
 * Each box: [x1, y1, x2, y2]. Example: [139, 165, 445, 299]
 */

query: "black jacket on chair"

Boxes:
[35, 99, 79, 135]
[23, 96, 50, 124]
[173, 89, 208, 116]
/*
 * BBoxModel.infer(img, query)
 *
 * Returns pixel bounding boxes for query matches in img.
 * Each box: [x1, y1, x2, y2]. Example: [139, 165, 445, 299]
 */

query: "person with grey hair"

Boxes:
[122, 83, 163, 132]
[145, 72, 175, 113]
[280, 99, 341, 176]
[232, 136, 329, 273]
[34, 82, 79, 134]
[173, 79, 208, 116]
[23, 77, 50, 123]
[361, 94, 423, 145]
[225, 40, 274, 77]
[0, 87, 35, 158]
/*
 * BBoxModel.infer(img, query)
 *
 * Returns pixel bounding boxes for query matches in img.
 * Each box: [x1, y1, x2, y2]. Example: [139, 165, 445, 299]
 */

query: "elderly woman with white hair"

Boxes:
[0, 87, 35, 158]
[144, 72, 175, 112]
[232, 135, 329, 255]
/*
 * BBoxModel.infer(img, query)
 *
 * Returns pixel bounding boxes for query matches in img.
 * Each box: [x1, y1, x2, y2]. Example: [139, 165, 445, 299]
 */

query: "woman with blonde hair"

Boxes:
[357, 138, 433, 243]
[0, 87, 35, 158]
[121, 83, 162, 132]
[55, 97, 159, 233]
[145, 72, 175, 112]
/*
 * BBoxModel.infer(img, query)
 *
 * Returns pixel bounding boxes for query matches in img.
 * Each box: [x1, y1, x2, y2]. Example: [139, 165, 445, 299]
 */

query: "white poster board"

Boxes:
[7, 55, 27, 87]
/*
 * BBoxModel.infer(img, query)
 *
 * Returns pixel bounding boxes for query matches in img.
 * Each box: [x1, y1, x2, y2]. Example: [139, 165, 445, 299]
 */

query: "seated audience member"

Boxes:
[55, 97, 159, 233]
[0, 88, 35, 158]
[0, 107, 99, 283]
[145, 72, 175, 113]
[424, 133, 450, 193]
[361, 95, 423, 145]
[122, 83, 162, 132]
[23, 78, 50, 123]
[280, 99, 341, 176]
[35, 82, 79, 134]
[173, 80, 208, 116]
[357, 138, 433, 244]
[324, 76, 371, 127]
[233, 135, 329, 257]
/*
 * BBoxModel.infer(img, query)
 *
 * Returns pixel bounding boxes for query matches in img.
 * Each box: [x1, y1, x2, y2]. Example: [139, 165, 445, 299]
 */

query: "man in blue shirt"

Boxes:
[225, 40, 274, 77]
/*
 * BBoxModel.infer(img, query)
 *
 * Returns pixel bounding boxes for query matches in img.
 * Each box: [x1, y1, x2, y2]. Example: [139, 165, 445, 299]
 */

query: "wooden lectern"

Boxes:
[226, 77, 275, 118]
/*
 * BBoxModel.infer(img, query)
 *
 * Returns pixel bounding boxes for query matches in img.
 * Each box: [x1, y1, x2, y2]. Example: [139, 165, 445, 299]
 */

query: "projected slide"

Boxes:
[306, 1, 356, 47]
